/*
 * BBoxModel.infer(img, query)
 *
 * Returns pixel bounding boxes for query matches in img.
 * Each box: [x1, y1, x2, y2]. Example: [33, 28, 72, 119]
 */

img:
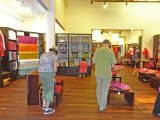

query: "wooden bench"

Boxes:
[107, 90, 134, 106]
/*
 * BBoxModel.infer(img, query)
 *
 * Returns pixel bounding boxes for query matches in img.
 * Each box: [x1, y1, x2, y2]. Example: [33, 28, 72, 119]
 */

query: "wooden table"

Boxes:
[107, 90, 134, 106]
[138, 70, 158, 82]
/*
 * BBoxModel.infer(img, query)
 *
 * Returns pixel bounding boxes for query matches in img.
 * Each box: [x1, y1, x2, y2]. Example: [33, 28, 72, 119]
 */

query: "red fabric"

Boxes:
[79, 61, 89, 73]
[55, 78, 63, 83]
[129, 49, 134, 55]
[113, 47, 118, 53]
[54, 85, 62, 94]
[142, 48, 150, 59]
[0, 34, 4, 56]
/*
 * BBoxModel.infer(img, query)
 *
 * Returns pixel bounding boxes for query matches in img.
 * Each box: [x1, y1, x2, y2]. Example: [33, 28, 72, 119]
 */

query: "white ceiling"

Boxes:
[0, 0, 46, 19]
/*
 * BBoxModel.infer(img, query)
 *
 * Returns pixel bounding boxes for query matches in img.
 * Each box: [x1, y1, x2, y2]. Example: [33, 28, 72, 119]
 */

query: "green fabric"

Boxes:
[39, 72, 55, 102]
[19, 66, 38, 75]
[92, 46, 116, 78]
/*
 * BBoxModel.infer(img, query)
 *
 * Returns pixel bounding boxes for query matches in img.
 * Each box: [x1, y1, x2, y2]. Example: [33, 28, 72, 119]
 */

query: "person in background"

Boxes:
[92, 39, 116, 111]
[38, 46, 58, 115]
[79, 57, 89, 78]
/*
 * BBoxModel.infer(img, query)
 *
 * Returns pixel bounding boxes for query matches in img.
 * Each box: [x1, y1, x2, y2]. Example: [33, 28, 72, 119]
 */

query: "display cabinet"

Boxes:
[0, 27, 18, 87]
[56, 33, 92, 76]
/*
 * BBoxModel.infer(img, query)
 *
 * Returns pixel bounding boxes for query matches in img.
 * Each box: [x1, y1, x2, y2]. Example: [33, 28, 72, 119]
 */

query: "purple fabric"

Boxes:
[18, 36, 37, 44]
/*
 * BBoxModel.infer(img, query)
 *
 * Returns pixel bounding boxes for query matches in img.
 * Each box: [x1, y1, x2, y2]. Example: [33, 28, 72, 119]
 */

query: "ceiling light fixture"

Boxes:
[125, 2, 129, 9]
[103, 1, 108, 8]
[90, 0, 93, 5]
[104, 1, 108, 8]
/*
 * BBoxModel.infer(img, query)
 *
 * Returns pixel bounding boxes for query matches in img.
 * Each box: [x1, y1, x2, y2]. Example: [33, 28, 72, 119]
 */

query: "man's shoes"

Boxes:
[99, 106, 107, 112]
[154, 113, 160, 118]
[44, 108, 55, 115]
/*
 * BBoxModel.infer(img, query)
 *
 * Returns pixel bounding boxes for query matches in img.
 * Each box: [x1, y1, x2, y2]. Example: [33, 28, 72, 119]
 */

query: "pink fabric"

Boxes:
[137, 68, 158, 73]
[110, 81, 130, 90]
[18, 36, 37, 44]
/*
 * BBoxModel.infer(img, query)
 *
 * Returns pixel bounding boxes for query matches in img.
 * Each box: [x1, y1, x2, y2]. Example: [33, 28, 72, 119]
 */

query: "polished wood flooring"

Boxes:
[0, 65, 159, 120]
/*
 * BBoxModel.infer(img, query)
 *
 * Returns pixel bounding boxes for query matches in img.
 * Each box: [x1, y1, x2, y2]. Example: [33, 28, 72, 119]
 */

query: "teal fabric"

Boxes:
[19, 66, 38, 75]
[39, 72, 55, 102]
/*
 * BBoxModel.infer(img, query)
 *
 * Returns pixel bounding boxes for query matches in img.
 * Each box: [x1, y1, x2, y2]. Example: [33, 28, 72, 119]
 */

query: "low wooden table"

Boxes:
[138, 71, 158, 82]
[107, 90, 134, 106]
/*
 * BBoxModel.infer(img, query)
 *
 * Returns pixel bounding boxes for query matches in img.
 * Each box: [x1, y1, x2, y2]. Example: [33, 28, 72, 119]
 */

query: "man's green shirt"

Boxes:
[92, 46, 117, 78]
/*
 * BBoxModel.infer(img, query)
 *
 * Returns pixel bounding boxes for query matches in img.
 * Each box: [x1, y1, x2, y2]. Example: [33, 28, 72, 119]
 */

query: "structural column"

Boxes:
[46, 0, 55, 52]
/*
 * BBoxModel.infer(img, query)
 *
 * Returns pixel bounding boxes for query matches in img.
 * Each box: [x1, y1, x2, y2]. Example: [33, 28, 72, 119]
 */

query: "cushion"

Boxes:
[54, 85, 63, 94]
[55, 78, 63, 83]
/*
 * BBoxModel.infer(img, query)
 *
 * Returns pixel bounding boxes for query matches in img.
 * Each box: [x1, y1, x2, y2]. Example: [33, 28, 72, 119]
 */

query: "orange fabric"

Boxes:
[44, 43, 46, 50]
[19, 44, 38, 52]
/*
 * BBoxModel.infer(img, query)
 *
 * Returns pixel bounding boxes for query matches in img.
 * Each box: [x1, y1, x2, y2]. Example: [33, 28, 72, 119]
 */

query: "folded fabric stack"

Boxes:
[137, 68, 158, 73]
[110, 81, 130, 91]
[112, 65, 123, 71]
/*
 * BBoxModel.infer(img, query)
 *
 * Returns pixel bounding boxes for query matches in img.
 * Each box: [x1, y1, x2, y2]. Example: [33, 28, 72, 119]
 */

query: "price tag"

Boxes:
[118, 92, 120, 95]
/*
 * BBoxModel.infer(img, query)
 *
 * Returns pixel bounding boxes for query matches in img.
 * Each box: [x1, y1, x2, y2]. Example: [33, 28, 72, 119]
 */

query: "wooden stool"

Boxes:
[55, 78, 63, 86]
[107, 90, 134, 106]
[39, 84, 63, 106]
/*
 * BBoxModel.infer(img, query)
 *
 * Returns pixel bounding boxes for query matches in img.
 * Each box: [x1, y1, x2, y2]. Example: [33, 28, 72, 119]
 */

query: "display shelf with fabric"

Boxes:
[17, 30, 45, 76]
[56, 33, 92, 76]
[0, 27, 18, 87]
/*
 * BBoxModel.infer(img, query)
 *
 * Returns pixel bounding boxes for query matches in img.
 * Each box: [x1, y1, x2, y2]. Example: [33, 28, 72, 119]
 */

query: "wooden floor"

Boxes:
[0, 65, 159, 120]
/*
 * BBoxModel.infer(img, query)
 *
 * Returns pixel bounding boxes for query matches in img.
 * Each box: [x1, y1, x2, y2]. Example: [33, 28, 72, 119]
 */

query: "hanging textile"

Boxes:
[18, 36, 37, 44]
[18, 59, 39, 69]
[19, 66, 38, 75]
[0, 31, 5, 56]
[18, 44, 38, 52]
[19, 52, 38, 60]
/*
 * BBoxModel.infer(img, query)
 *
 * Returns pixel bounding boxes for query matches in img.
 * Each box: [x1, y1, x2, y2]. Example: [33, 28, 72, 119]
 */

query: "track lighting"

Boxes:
[125, 2, 129, 9]
[104, 1, 108, 8]
[90, 0, 93, 5]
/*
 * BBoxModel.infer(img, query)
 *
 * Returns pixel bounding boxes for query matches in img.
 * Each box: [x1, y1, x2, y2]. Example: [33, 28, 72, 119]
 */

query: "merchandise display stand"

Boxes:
[17, 30, 45, 76]
[56, 33, 92, 76]
[0, 27, 18, 87]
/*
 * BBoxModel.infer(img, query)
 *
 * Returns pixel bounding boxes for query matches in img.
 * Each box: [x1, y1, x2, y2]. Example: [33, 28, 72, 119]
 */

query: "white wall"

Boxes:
[126, 30, 143, 44]
[66, 0, 160, 56]
[0, 10, 23, 30]
[55, 22, 65, 33]
[22, 17, 46, 33]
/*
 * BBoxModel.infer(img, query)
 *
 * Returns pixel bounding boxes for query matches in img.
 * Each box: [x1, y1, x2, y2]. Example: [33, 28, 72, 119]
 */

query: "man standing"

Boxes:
[92, 39, 116, 111]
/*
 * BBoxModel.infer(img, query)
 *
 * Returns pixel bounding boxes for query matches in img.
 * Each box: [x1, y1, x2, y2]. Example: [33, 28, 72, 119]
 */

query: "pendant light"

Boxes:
[104, 0, 108, 8]
[125, 2, 129, 9]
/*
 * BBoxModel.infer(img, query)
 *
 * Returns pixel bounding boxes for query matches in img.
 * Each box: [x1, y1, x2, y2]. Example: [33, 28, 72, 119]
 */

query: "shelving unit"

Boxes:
[153, 35, 160, 61]
[0, 27, 18, 87]
[56, 33, 92, 76]
[17, 30, 45, 76]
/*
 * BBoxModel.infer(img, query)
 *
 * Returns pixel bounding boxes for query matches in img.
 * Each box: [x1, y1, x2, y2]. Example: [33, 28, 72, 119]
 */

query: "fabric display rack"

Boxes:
[17, 31, 45, 76]
[56, 33, 92, 76]
[0, 27, 18, 88]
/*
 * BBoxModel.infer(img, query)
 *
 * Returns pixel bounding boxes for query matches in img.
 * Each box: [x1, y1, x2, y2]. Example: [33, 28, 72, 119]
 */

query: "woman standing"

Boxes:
[38, 46, 58, 115]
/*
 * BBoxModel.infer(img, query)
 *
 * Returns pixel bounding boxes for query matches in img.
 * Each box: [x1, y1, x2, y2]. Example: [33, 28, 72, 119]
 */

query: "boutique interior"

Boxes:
[0, 0, 160, 119]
